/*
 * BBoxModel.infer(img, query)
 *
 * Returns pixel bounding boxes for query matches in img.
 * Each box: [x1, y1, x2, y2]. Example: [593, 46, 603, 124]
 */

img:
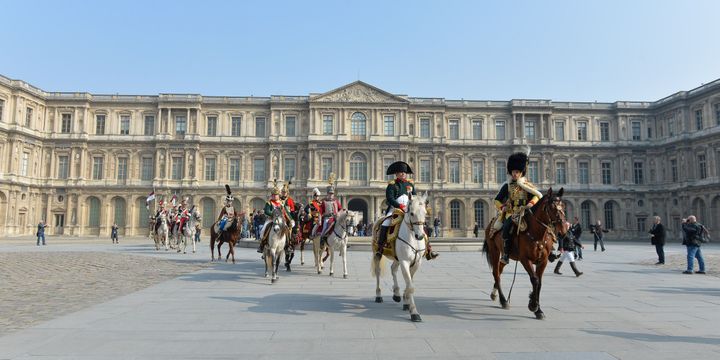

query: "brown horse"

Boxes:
[483, 187, 566, 319]
[210, 216, 241, 263]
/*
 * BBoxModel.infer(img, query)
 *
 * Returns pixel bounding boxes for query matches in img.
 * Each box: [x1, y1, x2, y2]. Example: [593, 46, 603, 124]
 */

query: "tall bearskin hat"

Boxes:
[271, 179, 281, 195]
[281, 179, 292, 195]
[224, 184, 234, 203]
[507, 152, 529, 176]
[326, 172, 336, 194]
[386, 161, 413, 175]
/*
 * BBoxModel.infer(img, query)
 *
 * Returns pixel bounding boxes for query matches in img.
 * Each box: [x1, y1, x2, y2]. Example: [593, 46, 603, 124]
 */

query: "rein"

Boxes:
[396, 207, 426, 265]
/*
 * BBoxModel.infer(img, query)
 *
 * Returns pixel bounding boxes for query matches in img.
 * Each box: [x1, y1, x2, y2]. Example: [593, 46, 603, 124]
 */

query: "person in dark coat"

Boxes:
[554, 221, 584, 277]
[570, 217, 583, 260]
[681, 215, 707, 274]
[648, 216, 666, 264]
[590, 220, 609, 251]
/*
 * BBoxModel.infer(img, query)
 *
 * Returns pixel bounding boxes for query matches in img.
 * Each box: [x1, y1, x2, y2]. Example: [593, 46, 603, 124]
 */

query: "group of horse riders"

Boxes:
[151, 149, 546, 264]
[151, 195, 195, 236]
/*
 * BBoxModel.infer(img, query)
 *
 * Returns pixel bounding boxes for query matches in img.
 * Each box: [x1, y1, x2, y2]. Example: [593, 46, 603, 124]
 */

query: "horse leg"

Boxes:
[400, 261, 421, 322]
[192, 231, 197, 253]
[374, 256, 384, 303]
[390, 261, 402, 304]
[210, 233, 216, 261]
[341, 241, 348, 279]
[264, 250, 271, 278]
[314, 238, 322, 274]
[328, 242, 335, 277]
[533, 261, 548, 320]
[519, 260, 540, 314]
[300, 239, 305, 265]
[275, 250, 283, 281]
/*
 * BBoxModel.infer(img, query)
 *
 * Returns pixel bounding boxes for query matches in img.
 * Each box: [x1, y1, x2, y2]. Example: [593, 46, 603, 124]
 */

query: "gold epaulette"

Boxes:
[388, 180, 395, 185]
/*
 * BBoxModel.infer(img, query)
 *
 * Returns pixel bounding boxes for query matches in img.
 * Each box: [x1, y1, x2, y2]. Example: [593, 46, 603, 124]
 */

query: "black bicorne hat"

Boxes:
[386, 161, 413, 175]
[506, 152, 528, 176]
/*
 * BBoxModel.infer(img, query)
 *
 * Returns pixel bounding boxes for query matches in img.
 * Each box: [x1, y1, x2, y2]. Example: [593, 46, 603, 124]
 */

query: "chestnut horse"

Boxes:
[210, 216, 241, 263]
[483, 187, 566, 319]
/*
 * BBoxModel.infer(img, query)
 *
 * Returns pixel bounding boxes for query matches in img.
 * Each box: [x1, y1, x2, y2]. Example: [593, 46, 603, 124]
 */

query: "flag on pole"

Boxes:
[171, 194, 177, 206]
[146, 191, 156, 203]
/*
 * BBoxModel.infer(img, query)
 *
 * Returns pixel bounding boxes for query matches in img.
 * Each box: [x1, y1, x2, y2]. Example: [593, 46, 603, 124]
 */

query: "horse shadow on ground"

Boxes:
[175, 257, 310, 285]
[583, 329, 720, 346]
[641, 286, 720, 297]
[210, 292, 531, 323]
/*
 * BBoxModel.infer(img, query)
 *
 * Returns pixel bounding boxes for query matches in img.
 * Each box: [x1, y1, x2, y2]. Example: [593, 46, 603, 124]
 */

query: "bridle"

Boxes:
[396, 200, 427, 264]
[532, 197, 566, 243]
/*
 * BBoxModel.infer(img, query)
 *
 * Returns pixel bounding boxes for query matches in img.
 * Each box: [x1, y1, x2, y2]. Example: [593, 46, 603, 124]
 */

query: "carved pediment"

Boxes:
[311, 81, 408, 104]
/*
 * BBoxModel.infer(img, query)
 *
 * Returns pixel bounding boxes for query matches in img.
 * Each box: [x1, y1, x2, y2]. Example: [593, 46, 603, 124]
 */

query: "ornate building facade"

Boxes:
[1, 74, 719, 239]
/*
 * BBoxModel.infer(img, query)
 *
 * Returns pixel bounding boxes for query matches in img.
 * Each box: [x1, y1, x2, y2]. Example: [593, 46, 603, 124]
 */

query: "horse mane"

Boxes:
[530, 193, 548, 213]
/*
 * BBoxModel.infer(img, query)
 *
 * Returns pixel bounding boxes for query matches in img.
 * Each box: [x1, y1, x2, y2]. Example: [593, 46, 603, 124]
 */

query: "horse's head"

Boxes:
[190, 206, 201, 222]
[272, 208, 284, 232]
[407, 192, 429, 240]
[535, 187, 566, 237]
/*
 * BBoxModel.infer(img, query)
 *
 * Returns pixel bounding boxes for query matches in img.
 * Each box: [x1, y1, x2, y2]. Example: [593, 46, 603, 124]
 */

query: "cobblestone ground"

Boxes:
[0, 251, 210, 335]
[638, 252, 719, 277]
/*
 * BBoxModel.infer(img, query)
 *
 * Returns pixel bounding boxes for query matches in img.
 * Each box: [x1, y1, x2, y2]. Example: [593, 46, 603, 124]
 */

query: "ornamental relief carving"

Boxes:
[314, 85, 397, 103]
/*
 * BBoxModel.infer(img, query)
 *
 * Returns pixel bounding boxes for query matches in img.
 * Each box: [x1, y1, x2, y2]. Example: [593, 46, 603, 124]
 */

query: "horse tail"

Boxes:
[482, 226, 493, 269]
[371, 255, 386, 278]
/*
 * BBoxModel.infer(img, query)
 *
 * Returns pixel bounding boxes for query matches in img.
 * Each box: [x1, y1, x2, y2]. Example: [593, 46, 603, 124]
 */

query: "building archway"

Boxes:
[347, 198, 368, 225]
[0, 191, 7, 236]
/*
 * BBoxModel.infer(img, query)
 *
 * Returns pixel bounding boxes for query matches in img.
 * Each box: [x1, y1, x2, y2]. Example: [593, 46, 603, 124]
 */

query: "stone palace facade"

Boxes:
[1, 74, 719, 239]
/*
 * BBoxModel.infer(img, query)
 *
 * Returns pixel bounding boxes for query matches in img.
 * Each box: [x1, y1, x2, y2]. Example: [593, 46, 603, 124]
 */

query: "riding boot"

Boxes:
[375, 226, 389, 259]
[500, 236, 512, 264]
[425, 242, 439, 260]
[554, 261, 563, 275]
[570, 262, 583, 277]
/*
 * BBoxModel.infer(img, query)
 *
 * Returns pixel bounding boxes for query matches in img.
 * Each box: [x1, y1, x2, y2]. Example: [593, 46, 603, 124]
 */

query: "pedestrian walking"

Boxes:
[194, 224, 201, 243]
[111, 223, 119, 244]
[591, 220, 608, 251]
[36, 220, 47, 246]
[570, 217, 583, 260]
[554, 221, 584, 277]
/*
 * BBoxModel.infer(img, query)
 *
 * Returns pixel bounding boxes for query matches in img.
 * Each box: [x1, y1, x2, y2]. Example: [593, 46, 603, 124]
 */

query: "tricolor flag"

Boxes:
[171, 194, 177, 206]
[146, 191, 156, 203]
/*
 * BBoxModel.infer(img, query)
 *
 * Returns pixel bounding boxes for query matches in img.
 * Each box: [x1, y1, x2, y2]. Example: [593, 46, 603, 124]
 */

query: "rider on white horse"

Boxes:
[375, 161, 438, 260]
[257, 180, 294, 253]
[319, 184, 342, 247]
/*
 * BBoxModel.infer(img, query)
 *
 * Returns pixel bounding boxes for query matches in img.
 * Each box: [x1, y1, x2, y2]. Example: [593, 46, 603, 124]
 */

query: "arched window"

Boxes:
[450, 200, 462, 229]
[474, 200, 485, 228]
[350, 153, 367, 181]
[581, 201, 592, 230]
[202, 198, 215, 228]
[113, 197, 126, 227]
[88, 197, 101, 227]
[604, 201, 615, 230]
[351, 112, 366, 136]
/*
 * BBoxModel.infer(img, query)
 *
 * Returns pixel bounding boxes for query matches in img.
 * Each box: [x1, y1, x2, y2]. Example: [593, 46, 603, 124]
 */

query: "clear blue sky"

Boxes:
[1, 0, 718, 102]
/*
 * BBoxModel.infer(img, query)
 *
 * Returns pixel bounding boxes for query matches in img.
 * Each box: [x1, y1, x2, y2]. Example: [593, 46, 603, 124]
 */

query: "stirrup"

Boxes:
[500, 254, 510, 264]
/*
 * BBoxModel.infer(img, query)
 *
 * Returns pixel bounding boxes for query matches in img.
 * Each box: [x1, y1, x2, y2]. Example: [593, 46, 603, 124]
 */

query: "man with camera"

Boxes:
[681, 216, 709, 274]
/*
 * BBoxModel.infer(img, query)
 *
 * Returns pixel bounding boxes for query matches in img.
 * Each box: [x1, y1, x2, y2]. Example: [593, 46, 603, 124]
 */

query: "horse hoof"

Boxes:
[402, 304, 410, 311]
[528, 304, 539, 313]
[329, 273, 334, 277]
[343, 274, 347, 279]
[265, 274, 269, 278]
[501, 303, 510, 310]
[375, 297, 383, 303]
[193, 251, 196, 253]
[535, 311, 545, 320]
[392, 295, 401, 303]
[301, 262, 305, 265]
[271, 278, 276, 283]
[183, 251, 187, 254]
[317, 270, 322, 274]
[490, 294, 497, 301]
[410, 314, 422, 322]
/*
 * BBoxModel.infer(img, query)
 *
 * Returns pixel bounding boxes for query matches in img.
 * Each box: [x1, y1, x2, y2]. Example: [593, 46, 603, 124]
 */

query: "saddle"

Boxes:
[373, 209, 406, 259]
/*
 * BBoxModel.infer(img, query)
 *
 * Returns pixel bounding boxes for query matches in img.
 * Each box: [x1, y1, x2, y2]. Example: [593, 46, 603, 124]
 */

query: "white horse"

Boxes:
[177, 207, 202, 254]
[324, 210, 350, 278]
[372, 192, 428, 322]
[154, 212, 170, 251]
[264, 208, 289, 283]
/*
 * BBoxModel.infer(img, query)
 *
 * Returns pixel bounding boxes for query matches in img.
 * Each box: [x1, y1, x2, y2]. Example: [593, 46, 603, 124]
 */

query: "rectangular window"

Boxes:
[383, 115, 395, 136]
[578, 161, 589, 184]
[205, 158, 216, 181]
[577, 121, 587, 141]
[58, 155, 69, 179]
[229, 116, 241, 136]
[322, 157, 333, 181]
[120, 115, 130, 135]
[448, 119, 459, 140]
[669, 120, 675, 136]
[449, 159, 460, 183]
[647, 127, 652, 139]
[600, 122, 610, 141]
[323, 114, 333, 135]
[472, 120, 482, 140]
[20, 152, 28, 176]
[175, 116, 187, 135]
[92, 157, 104, 180]
[285, 116, 296, 137]
[207, 116, 217, 136]
[698, 154, 707, 179]
[322, 157, 333, 182]
[528, 160, 539, 183]
[61, 113, 72, 133]
[144, 115, 155, 136]
[671, 159, 678, 182]
[637, 217, 647, 232]
[601, 162, 612, 185]
[715, 104, 720, 125]
[229, 159, 241, 181]
[496, 120, 506, 140]
[555, 121, 565, 140]
[631, 121, 641, 140]
[95, 115, 106, 135]
[695, 109, 703, 130]
[472, 160, 484, 183]
[420, 159, 431, 183]
[0, 99, 4, 121]
[255, 117, 266, 137]
[117, 158, 128, 180]
[284, 157, 296, 181]
[141, 156, 154, 180]
[556, 162, 566, 184]
[171, 156, 184, 180]
[420, 118, 431, 138]
[26, 107, 32, 127]
[525, 120, 536, 140]
[496, 160, 506, 184]
[633, 161, 644, 184]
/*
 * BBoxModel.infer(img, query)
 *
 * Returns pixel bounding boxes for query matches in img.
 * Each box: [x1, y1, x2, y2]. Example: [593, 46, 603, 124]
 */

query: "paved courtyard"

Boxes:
[0, 236, 718, 359]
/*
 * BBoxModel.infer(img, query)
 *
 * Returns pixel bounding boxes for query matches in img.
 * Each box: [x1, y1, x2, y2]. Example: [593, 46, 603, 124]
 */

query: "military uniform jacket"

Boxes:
[264, 200, 290, 219]
[385, 178, 416, 212]
[494, 177, 542, 220]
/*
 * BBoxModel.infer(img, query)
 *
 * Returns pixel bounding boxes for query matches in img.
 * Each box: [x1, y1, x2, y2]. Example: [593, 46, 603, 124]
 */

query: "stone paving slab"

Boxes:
[0, 239, 719, 359]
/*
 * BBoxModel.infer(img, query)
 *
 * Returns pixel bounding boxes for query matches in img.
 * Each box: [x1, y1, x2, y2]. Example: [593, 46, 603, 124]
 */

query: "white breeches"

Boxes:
[559, 251, 576, 263]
